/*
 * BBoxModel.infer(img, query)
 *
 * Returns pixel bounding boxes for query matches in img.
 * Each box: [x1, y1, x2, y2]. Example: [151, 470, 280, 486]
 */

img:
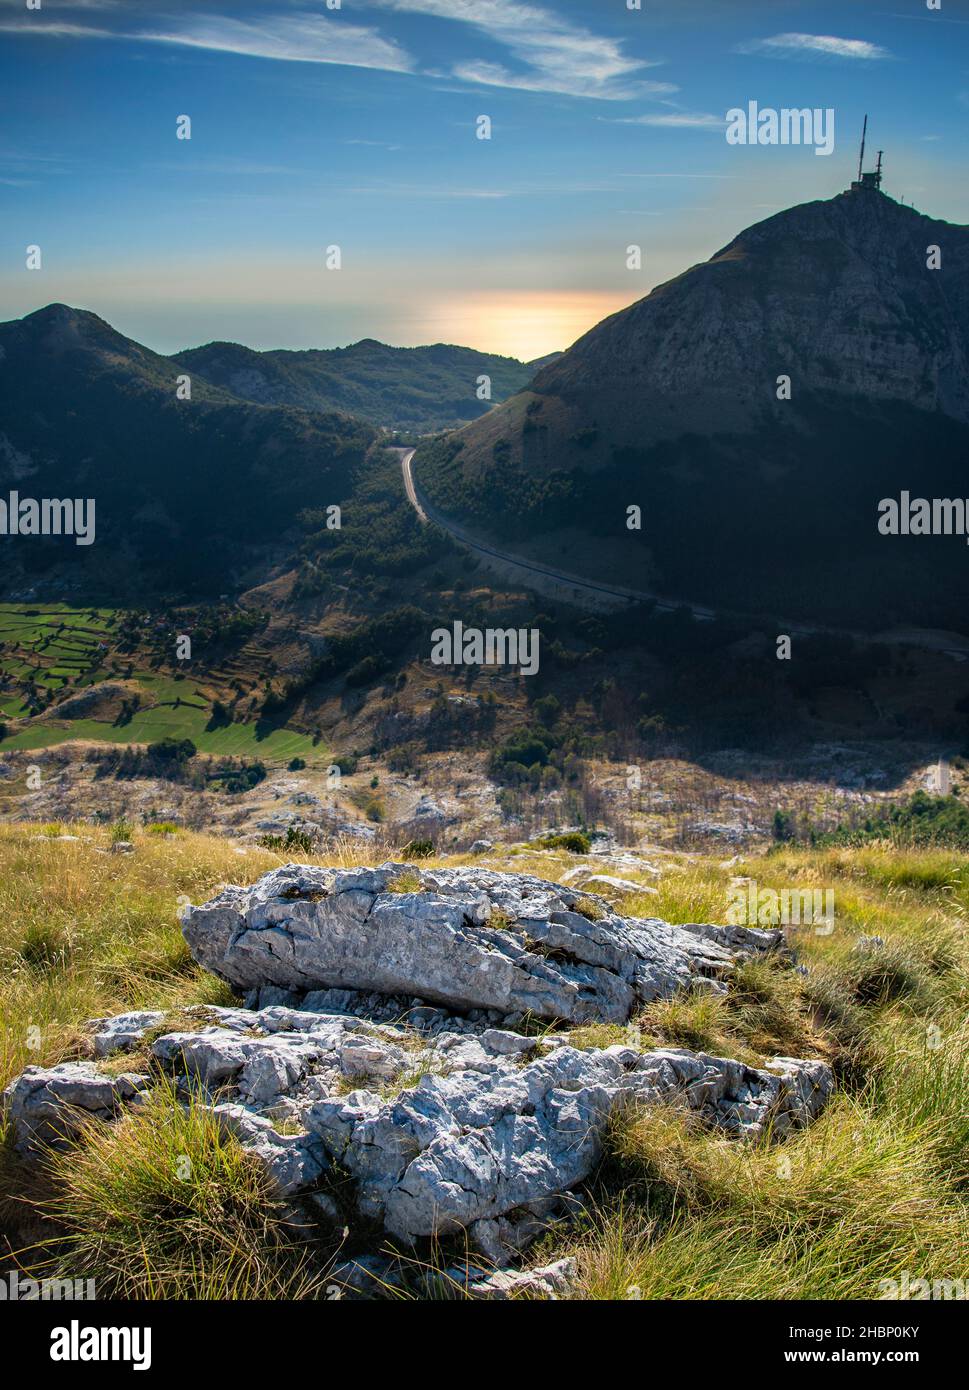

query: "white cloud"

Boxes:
[0, 21, 112, 38]
[617, 112, 725, 130]
[1, 0, 663, 98]
[141, 15, 415, 72]
[735, 33, 892, 61]
[0, 8, 415, 74]
[368, 0, 665, 99]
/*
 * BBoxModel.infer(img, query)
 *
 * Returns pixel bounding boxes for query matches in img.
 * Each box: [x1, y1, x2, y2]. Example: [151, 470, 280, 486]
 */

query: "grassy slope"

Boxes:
[0, 828, 966, 1299]
[0, 711, 321, 760]
[0, 603, 323, 761]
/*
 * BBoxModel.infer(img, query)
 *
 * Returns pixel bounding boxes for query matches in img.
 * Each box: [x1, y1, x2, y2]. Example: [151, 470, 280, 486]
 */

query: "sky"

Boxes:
[1, 0, 967, 360]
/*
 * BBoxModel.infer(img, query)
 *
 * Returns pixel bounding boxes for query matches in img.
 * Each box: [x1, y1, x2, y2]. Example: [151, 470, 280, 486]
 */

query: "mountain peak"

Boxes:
[24, 302, 106, 328]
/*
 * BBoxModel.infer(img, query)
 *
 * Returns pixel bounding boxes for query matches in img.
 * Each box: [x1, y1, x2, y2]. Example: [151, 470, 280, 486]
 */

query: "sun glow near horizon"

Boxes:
[411, 289, 638, 362]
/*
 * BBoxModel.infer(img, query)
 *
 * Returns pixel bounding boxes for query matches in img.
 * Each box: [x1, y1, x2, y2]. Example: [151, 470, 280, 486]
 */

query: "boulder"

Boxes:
[2, 1063, 150, 1154]
[2, 1002, 833, 1258]
[305, 1042, 832, 1241]
[181, 863, 783, 1024]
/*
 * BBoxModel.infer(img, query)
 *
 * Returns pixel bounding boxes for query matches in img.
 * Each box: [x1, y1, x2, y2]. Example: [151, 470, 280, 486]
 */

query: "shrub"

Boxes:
[260, 826, 317, 855]
[402, 839, 434, 860]
[147, 737, 197, 764]
[540, 831, 591, 855]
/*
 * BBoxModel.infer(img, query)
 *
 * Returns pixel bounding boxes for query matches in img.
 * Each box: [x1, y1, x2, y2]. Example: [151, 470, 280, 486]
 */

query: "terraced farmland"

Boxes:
[0, 604, 324, 764]
[0, 604, 116, 703]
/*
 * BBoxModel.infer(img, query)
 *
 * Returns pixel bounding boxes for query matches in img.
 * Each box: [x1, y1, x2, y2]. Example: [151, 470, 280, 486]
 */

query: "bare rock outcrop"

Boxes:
[181, 863, 782, 1025]
[1, 864, 835, 1292]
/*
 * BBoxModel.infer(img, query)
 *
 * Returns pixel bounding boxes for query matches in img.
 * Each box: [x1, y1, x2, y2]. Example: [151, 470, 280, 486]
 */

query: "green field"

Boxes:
[0, 603, 117, 695]
[0, 604, 324, 763]
[0, 711, 322, 760]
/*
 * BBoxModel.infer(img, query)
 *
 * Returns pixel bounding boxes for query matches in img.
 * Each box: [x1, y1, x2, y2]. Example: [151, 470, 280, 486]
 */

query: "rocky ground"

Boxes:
[0, 738, 957, 854]
[3, 863, 833, 1298]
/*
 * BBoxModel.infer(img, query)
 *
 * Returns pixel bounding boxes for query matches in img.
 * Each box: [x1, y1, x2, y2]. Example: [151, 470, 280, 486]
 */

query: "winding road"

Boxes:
[397, 446, 969, 661]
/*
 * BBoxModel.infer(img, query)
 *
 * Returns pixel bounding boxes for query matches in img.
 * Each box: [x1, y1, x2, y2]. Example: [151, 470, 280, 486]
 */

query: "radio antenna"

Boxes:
[857, 114, 867, 184]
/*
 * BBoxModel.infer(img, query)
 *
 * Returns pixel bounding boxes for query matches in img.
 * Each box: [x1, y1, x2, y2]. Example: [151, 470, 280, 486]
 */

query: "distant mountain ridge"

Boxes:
[0, 304, 376, 598]
[172, 337, 558, 433]
[415, 189, 969, 631]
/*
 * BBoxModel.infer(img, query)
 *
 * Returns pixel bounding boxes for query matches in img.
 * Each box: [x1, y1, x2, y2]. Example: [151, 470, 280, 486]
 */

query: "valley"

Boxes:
[4, 0, 968, 1324]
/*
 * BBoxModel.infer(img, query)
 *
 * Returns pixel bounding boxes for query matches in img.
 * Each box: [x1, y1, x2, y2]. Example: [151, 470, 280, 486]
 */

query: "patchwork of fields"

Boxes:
[0, 604, 323, 763]
[0, 603, 116, 711]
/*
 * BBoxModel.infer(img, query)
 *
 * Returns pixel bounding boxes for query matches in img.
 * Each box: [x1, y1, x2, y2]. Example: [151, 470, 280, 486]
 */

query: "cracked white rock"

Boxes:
[2, 1002, 833, 1251]
[2, 1063, 150, 1154]
[86, 1010, 166, 1057]
[181, 863, 783, 1024]
[305, 1042, 833, 1241]
[464, 1257, 579, 1300]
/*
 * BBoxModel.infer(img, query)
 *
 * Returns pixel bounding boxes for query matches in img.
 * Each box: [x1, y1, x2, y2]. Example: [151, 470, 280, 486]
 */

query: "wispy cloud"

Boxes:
[0, 7, 415, 74]
[142, 14, 414, 72]
[1, 0, 668, 100]
[615, 112, 725, 130]
[735, 33, 892, 61]
[0, 20, 112, 38]
[368, 0, 667, 100]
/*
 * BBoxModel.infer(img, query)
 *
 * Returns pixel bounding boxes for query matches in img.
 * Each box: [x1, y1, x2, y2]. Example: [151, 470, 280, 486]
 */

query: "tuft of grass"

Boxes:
[641, 989, 739, 1058]
[41, 1080, 326, 1299]
[567, 1080, 969, 1300]
[145, 822, 180, 836]
[385, 871, 421, 894]
[725, 956, 820, 1059]
[844, 941, 925, 1006]
[572, 896, 607, 922]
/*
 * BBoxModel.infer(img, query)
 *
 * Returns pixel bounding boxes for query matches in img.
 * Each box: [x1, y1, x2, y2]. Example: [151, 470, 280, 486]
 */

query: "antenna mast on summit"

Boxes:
[857, 115, 867, 184]
[850, 117, 884, 192]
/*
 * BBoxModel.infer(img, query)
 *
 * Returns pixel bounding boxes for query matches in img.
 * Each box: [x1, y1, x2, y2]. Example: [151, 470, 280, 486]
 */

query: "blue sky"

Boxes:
[1, 0, 967, 359]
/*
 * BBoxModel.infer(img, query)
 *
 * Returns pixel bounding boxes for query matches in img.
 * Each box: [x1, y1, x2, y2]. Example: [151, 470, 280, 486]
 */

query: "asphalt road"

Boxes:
[396, 446, 969, 660]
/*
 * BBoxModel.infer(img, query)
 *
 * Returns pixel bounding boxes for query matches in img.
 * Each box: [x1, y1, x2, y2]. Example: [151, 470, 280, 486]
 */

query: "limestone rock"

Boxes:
[86, 1010, 165, 1057]
[305, 1041, 832, 1241]
[182, 862, 783, 1024]
[2, 1001, 834, 1256]
[465, 1257, 578, 1300]
[2, 1063, 150, 1154]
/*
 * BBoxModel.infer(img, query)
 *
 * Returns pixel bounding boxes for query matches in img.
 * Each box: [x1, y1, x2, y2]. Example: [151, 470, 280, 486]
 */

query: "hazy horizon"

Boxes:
[2, 0, 967, 358]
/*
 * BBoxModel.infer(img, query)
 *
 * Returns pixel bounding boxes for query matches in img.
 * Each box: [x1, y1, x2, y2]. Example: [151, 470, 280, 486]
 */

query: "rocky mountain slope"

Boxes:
[416, 190, 969, 629]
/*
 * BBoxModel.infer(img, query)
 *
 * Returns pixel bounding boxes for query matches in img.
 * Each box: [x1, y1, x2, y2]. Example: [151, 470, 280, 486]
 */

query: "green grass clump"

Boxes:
[42, 1081, 324, 1299]
[844, 940, 925, 1006]
[145, 822, 180, 836]
[110, 818, 135, 844]
[385, 871, 422, 893]
[539, 832, 591, 855]
[572, 896, 607, 922]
